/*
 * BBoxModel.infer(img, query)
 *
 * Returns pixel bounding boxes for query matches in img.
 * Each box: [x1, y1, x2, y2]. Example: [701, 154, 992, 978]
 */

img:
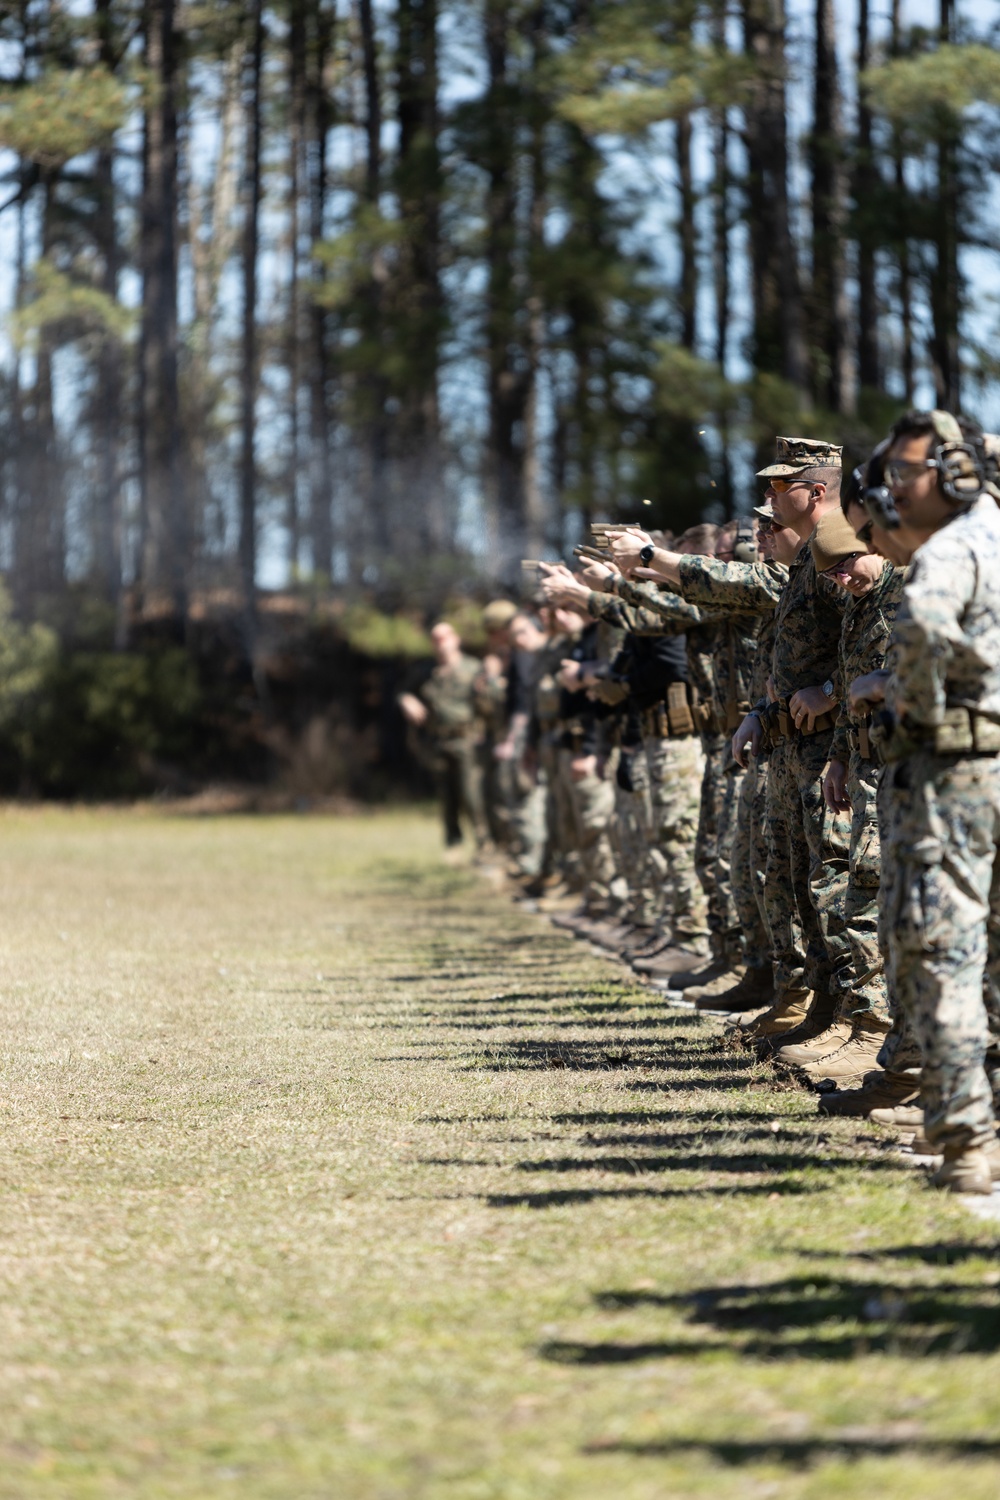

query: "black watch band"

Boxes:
[639, 543, 655, 566]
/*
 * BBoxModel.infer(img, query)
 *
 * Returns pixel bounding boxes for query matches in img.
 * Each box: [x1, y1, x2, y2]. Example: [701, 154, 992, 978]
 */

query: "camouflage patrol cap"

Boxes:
[752, 501, 775, 522]
[757, 436, 843, 479]
[482, 598, 518, 631]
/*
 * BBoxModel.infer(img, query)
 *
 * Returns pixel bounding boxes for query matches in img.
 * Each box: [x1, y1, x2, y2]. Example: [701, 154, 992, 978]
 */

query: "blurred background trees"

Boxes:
[0, 0, 997, 793]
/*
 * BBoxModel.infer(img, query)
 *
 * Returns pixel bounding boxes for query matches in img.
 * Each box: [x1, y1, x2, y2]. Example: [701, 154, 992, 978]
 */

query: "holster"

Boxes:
[666, 681, 696, 738]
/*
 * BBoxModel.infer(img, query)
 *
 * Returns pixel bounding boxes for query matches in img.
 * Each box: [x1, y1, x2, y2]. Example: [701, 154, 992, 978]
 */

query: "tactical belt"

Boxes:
[641, 683, 696, 741]
[848, 717, 875, 761]
[693, 702, 720, 735]
[771, 700, 838, 743]
[876, 705, 1000, 761]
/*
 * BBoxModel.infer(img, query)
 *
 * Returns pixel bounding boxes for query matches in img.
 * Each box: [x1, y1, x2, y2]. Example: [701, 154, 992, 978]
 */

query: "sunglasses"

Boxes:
[756, 519, 775, 535]
[820, 552, 861, 576]
[885, 458, 936, 488]
[766, 477, 812, 494]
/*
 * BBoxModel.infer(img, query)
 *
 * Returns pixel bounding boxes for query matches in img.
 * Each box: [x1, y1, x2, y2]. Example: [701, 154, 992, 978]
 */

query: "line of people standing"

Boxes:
[402, 410, 1000, 1196]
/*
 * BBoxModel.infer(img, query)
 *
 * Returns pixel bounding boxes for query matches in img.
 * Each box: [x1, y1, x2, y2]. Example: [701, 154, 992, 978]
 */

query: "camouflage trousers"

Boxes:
[641, 732, 707, 940]
[835, 751, 890, 1023]
[558, 747, 618, 914]
[875, 772, 923, 1077]
[435, 738, 488, 848]
[694, 735, 741, 949]
[538, 737, 580, 885]
[884, 750, 1000, 1152]
[765, 730, 851, 999]
[611, 748, 655, 924]
[730, 757, 772, 969]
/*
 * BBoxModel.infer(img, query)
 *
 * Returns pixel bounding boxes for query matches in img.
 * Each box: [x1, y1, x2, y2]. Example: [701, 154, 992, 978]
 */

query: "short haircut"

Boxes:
[678, 522, 720, 553]
[798, 465, 842, 501]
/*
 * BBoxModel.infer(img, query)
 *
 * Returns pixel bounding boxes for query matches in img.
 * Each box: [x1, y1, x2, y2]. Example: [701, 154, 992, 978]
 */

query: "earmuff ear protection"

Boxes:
[929, 410, 985, 505]
[861, 439, 900, 531]
[733, 517, 757, 564]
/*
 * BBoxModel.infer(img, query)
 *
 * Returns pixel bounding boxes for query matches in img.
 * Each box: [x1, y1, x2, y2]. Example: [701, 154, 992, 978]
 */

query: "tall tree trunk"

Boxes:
[810, 0, 852, 412]
[483, 0, 528, 566]
[395, 0, 445, 554]
[676, 110, 697, 351]
[95, 0, 124, 640]
[138, 0, 186, 626]
[889, 0, 914, 402]
[239, 0, 264, 655]
[928, 0, 961, 407]
[741, 0, 807, 396]
[854, 0, 879, 394]
[711, 2, 734, 513]
[286, 0, 307, 583]
[356, 0, 389, 560]
[523, 23, 548, 556]
[307, 1, 334, 583]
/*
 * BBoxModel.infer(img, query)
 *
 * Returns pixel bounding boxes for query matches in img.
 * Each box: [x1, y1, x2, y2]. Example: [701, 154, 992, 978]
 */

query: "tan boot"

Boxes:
[799, 1017, 891, 1086]
[819, 1068, 920, 1118]
[634, 938, 712, 978]
[776, 1020, 853, 1068]
[755, 990, 837, 1058]
[931, 1140, 1000, 1195]
[869, 1103, 923, 1128]
[684, 967, 747, 1003]
[697, 965, 773, 1014]
[736, 988, 813, 1041]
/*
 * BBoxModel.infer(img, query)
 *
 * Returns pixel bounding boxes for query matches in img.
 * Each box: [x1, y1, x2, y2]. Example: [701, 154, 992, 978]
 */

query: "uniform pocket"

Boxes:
[850, 819, 882, 888]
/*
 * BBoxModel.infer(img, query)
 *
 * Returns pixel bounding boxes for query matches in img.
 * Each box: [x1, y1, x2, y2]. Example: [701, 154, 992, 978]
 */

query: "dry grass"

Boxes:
[1, 806, 999, 1498]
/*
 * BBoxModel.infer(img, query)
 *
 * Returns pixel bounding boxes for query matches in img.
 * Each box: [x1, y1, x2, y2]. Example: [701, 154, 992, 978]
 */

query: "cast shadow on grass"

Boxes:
[515, 1150, 899, 1175]
[538, 1275, 1000, 1362]
[799, 1244, 1000, 1267]
[486, 1182, 817, 1209]
[582, 1436, 1000, 1465]
[462, 1039, 759, 1073]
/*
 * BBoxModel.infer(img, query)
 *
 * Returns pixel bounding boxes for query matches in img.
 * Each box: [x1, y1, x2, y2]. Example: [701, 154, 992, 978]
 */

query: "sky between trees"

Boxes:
[0, 0, 998, 637]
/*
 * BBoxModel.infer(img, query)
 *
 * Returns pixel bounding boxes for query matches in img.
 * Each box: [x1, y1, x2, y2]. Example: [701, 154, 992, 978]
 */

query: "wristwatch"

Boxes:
[822, 678, 837, 701]
[639, 543, 655, 566]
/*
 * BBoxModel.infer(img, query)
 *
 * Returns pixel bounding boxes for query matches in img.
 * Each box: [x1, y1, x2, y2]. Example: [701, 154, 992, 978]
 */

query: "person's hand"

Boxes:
[789, 684, 836, 733]
[557, 659, 583, 690]
[823, 757, 850, 813]
[570, 753, 596, 782]
[579, 556, 618, 589]
[849, 670, 889, 714]
[398, 692, 428, 728]
[539, 562, 591, 610]
[608, 528, 652, 576]
[493, 737, 516, 761]
[732, 711, 763, 769]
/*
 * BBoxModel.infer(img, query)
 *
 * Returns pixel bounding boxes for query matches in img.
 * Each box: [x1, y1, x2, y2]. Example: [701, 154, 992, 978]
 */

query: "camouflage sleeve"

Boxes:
[677, 556, 786, 613]
[831, 704, 851, 765]
[587, 590, 646, 631]
[886, 545, 977, 727]
[616, 576, 704, 628]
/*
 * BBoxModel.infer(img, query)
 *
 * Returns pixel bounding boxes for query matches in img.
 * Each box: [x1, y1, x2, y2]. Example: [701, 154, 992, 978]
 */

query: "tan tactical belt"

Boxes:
[848, 718, 875, 760]
[772, 701, 837, 742]
[642, 683, 696, 741]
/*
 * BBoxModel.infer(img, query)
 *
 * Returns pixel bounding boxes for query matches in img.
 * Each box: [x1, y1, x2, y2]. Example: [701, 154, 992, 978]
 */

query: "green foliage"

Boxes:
[0, 647, 202, 798]
[341, 605, 432, 659]
[0, 587, 59, 760]
[0, 67, 127, 167]
[865, 44, 1000, 133]
[653, 343, 731, 424]
[11, 259, 134, 349]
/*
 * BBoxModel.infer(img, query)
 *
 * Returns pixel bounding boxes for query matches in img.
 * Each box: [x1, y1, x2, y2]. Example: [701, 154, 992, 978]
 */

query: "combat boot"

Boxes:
[550, 905, 592, 932]
[931, 1139, 1000, 1195]
[583, 919, 637, 950]
[630, 931, 673, 962]
[735, 987, 812, 1041]
[776, 1020, 853, 1068]
[685, 966, 748, 1004]
[756, 990, 838, 1058]
[632, 937, 711, 978]
[695, 964, 773, 1014]
[868, 1104, 923, 1128]
[818, 1068, 920, 1117]
[799, 1016, 891, 1086]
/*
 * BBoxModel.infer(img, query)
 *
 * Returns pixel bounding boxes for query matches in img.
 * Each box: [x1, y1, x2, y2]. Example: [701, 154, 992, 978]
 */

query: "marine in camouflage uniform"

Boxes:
[557, 617, 622, 916]
[418, 649, 489, 848]
[880, 485, 1000, 1173]
[827, 554, 906, 1025]
[673, 551, 785, 985]
[587, 584, 707, 942]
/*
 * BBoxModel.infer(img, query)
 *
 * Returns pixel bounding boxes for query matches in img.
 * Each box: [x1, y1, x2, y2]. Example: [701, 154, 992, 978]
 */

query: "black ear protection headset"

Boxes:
[733, 517, 757, 564]
[862, 411, 986, 532]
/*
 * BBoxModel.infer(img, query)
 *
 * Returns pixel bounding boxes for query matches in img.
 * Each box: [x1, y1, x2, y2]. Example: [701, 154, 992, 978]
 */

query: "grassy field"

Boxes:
[2, 807, 1000, 1499]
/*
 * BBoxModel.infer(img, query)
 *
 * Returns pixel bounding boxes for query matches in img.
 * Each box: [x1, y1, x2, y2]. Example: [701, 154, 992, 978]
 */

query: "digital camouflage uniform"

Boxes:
[882, 493, 1000, 1154]
[559, 620, 622, 915]
[420, 652, 489, 848]
[829, 562, 907, 1023]
[588, 585, 706, 938]
[528, 635, 578, 883]
[754, 538, 849, 1000]
[675, 555, 787, 968]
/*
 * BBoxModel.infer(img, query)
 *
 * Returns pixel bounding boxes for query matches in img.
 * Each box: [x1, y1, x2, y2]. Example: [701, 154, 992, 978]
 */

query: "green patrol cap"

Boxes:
[757, 436, 843, 479]
[482, 599, 518, 631]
